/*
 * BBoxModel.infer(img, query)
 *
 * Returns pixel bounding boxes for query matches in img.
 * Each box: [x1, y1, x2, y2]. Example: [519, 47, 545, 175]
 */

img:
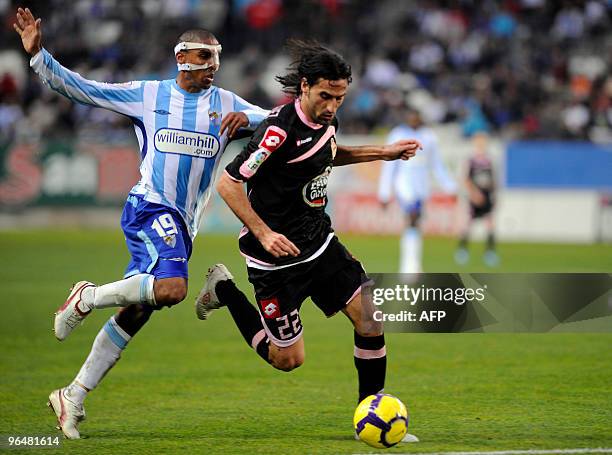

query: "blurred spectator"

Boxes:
[562, 101, 591, 139]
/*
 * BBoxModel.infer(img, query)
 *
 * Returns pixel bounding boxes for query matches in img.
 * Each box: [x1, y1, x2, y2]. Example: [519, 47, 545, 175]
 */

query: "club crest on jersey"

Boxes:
[330, 137, 337, 159]
[260, 297, 281, 319]
[163, 234, 177, 248]
[154, 127, 220, 158]
[209, 111, 221, 125]
[302, 166, 332, 208]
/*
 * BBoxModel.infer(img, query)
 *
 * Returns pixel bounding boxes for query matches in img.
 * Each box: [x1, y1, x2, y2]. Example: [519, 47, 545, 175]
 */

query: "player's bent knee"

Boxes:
[154, 279, 188, 307]
[350, 307, 383, 337]
[355, 320, 384, 338]
[269, 349, 305, 372]
[272, 356, 304, 372]
[162, 289, 187, 307]
[357, 327, 384, 338]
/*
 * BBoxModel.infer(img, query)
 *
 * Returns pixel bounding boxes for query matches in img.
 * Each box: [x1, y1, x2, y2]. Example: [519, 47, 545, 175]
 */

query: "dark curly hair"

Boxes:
[275, 39, 352, 97]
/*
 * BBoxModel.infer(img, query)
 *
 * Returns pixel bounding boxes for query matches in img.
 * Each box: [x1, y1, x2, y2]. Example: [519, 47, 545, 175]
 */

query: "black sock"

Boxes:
[486, 232, 495, 251]
[216, 280, 270, 363]
[354, 331, 387, 403]
[459, 234, 468, 249]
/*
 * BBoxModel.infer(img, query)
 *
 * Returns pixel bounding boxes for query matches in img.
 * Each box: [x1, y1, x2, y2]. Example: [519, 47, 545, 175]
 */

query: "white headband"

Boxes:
[174, 42, 222, 72]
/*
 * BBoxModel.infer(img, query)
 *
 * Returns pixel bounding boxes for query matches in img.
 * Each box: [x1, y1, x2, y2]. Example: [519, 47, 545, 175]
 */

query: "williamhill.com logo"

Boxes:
[154, 128, 220, 158]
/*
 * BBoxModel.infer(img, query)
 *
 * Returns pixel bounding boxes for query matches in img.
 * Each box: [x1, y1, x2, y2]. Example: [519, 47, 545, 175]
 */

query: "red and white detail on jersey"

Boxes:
[258, 125, 287, 152]
[239, 125, 288, 179]
[260, 297, 281, 319]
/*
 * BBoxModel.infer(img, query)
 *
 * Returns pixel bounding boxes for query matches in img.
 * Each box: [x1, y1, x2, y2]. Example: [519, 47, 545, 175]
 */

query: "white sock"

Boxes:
[400, 227, 422, 273]
[82, 274, 156, 309]
[68, 316, 132, 404]
[62, 381, 87, 405]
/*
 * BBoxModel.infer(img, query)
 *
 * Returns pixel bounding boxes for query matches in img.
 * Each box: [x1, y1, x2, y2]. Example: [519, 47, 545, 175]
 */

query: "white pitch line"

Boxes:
[364, 448, 612, 455]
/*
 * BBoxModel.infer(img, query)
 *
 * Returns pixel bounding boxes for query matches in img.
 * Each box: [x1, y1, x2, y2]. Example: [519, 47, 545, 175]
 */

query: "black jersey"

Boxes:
[468, 156, 494, 193]
[225, 99, 339, 266]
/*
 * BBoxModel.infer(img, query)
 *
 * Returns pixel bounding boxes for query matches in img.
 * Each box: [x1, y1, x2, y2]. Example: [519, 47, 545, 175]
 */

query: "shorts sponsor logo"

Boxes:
[303, 166, 332, 207]
[154, 127, 220, 158]
[260, 297, 281, 319]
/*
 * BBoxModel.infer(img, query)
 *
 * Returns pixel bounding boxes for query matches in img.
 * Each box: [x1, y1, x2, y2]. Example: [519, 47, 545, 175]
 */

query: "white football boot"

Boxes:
[54, 281, 95, 341]
[195, 264, 233, 320]
[402, 433, 419, 442]
[354, 431, 419, 443]
[47, 389, 86, 439]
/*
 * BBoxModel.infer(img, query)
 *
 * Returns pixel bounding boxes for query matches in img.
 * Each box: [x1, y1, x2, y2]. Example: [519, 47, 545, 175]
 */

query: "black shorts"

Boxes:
[246, 236, 368, 347]
[470, 191, 494, 219]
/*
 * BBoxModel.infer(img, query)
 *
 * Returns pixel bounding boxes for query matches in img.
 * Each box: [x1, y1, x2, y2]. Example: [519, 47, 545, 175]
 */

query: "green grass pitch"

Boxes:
[1, 230, 611, 454]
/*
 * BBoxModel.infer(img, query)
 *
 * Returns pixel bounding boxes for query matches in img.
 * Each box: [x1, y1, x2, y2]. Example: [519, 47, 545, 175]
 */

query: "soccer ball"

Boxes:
[353, 393, 409, 448]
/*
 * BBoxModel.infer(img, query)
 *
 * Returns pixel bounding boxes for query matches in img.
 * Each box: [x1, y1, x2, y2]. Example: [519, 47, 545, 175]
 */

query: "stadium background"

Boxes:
[0, 1, 611, 454]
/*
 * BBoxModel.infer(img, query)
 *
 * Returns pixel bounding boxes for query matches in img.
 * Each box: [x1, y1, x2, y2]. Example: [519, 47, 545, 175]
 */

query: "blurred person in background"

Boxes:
[14, 7, 268, 439]
[455, 132, 498, 267]
[378, 107, 456, 273]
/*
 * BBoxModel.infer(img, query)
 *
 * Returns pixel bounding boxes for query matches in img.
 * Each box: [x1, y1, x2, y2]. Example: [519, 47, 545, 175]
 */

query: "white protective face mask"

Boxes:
[174, 42, 222, 72]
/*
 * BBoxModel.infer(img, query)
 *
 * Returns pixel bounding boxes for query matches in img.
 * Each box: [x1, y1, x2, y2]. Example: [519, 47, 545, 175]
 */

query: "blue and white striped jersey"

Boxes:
[378, 124, 457, 205]
[30, 48, 269, 238]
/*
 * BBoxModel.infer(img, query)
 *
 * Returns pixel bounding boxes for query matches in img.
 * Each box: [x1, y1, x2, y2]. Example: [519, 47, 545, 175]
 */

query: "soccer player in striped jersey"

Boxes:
[14, 7, 268, 439]
[377, 108, 457, 273]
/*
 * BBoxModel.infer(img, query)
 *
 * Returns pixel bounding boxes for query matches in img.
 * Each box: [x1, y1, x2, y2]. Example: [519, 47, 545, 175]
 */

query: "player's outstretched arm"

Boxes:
[217, 172, 300, 258]
[334, 139, 422, 166]
[13, 8, 41, 56]
[14, 8, 143, 118]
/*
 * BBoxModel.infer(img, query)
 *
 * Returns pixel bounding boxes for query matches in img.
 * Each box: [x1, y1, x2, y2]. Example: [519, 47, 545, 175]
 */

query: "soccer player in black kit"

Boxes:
[195, 40, 420, 428]
[455, 132, 499, 266]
